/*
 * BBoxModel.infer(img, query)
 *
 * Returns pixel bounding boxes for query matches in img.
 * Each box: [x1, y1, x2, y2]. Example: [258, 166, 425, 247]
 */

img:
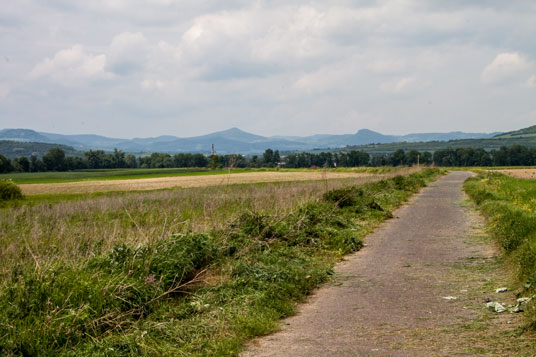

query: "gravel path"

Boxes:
[242, 171, 534, 356]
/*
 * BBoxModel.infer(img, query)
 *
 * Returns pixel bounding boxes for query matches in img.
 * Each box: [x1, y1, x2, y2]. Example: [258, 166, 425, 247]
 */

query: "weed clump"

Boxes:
[0, 179, 24, 201]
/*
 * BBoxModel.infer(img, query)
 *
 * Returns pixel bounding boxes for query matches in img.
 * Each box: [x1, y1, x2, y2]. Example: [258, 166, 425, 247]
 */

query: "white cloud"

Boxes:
[141, 79, 165, 90]
[380, 77, 417, 94]
[29, 45, 113, 85]
[368, 59, 406, 74]
[0, 82, 10, 99]
[481, 52, 532, 85]
[4, 1, 536, 137]
[107, 32, 149, 75]
[525, 75, 536, 88]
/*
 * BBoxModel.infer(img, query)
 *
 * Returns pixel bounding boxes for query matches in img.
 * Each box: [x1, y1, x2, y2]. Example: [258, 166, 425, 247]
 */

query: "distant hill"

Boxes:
[0, 140, 80, 159]
[0, 126, 504, 155]
[325, 129, 536, 156]
[494, 125, 536, 138]
[0, 129, 53, 143]
[266, 129, 497, 148]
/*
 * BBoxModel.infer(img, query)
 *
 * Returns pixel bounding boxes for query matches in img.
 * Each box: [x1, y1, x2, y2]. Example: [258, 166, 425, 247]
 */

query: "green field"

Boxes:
[0, 168, 441, 355]
[0, 168, 253, 184]
[0, 166, 401, 185]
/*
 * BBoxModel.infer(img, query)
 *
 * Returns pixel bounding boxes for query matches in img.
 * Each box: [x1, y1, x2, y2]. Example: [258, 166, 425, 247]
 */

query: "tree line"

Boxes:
[1, 145, 536, 173]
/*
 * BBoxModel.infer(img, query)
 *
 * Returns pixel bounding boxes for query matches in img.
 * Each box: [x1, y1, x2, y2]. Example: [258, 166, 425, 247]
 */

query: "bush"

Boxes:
[0, 179, 23, 201]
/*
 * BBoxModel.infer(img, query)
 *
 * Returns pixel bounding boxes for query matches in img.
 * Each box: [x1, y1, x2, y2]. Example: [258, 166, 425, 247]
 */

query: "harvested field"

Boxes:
[19, 170, 394, 195]
[493, 168, 536, 179]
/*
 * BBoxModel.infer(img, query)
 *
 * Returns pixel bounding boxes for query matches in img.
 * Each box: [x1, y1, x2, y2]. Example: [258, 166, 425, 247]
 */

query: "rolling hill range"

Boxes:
[0, 127, 500, 155]
[327, 125, 536, 155]
[0, 141, 80, 159]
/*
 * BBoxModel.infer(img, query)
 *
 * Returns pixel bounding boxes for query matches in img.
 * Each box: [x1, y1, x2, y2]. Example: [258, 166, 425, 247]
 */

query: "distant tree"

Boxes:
[112, 149, 127, 168]
[263, 149, 274, 167]
[391, 149, 406, 166]
[273, 150, 281, 166]
[42, 148, 66, 171]
[509, 145, 532, 166]
[64, 156, 87, 170]
[0, 155, 13, 173]
[125, 154, 138, 168]
[29, 155, 46, 172]
[209, 155, 222, 169]
[149, 153, 173, 168]
[492, 147, 510, 166]
[248, 155, 260, 168]
[85, 150, 106, 169]
[192, 154, 208, 167]
[370, 155, 388, 167]
[12, 157, 30, 172]
[405, 150, 420, 166]
[421, 152, 433, 165]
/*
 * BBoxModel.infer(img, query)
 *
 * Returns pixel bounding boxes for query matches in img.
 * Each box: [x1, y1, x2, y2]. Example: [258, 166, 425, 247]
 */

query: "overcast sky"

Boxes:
[1, 0, 535, 138]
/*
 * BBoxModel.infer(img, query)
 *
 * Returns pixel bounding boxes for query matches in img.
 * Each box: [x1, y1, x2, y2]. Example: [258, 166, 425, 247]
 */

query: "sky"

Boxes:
[1, 0, 535, 138]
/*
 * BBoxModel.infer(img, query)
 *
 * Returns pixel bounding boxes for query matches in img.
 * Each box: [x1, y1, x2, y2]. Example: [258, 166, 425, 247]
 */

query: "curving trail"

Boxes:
[242, 172, 536, 356]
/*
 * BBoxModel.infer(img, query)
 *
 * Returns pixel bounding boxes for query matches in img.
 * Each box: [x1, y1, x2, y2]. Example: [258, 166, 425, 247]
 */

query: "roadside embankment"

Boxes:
[465, 172, 536, 328]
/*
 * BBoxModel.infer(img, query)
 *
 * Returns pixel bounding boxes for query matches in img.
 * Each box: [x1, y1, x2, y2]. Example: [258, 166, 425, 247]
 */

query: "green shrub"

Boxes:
[0, 179, 24, 201]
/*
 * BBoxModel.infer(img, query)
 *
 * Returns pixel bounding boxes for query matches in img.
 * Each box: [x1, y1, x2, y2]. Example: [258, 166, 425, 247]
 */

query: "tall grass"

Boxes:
[465, 172, 536, 328]
[0, 168, 439, 355]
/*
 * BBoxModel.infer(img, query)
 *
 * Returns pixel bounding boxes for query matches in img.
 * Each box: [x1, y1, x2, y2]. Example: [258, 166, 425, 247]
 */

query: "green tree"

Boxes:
[13, 157, 30, 172]
[209, 155, 221, 169]
[391, 149, 406, 166]
[112, 149, 127, 168]
[0, 154, 13, 173]
[42, 148, 66, 171]
[125, 154, 137, 168]
[263, 149, 274, 167]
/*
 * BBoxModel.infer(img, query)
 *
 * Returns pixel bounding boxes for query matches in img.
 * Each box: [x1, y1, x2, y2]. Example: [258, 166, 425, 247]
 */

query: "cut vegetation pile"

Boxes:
[465, 172, 536, 328]
[0, 169, 440, 356]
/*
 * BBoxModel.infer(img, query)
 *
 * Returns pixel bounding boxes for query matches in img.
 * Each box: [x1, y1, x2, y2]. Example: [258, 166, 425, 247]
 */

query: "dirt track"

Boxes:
[243, 171, 536, 356]
[19, 171, 374, 195]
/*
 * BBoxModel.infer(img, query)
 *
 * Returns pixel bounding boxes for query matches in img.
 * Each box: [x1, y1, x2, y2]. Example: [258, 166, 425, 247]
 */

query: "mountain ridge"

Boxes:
[0, 127, 502, 155]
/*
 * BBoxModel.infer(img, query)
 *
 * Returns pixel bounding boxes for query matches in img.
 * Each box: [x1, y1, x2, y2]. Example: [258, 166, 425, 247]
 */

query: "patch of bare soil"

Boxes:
[19, 171, 374, 195]
[494, 169, 536, 179]
[242, 172, 536, 356]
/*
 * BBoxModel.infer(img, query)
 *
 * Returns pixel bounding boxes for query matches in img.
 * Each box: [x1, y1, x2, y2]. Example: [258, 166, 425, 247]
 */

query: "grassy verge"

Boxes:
[464, 172, 536, 328]
[0, 169, 441, 356]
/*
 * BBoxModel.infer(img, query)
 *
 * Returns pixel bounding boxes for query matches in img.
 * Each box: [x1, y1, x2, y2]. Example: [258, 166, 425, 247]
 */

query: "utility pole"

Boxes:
[417, 153, 420, 168]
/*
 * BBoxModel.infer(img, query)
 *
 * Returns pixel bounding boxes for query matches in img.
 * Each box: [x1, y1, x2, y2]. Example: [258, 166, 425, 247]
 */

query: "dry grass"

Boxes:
[20, 171, 377, 195]
[0, 168, 419, 282]
[493, 168, 536, 179]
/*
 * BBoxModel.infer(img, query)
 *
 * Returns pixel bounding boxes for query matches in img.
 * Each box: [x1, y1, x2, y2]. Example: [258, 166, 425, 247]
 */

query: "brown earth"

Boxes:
[494, 169, 536, 179]
[19, 171, 377, 195]
[242, 171, 536, 356]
